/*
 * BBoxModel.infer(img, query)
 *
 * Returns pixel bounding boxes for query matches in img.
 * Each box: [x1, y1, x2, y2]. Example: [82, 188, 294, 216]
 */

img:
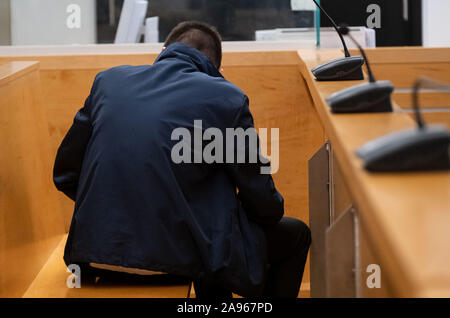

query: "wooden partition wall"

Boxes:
[0, 62, 66, 297]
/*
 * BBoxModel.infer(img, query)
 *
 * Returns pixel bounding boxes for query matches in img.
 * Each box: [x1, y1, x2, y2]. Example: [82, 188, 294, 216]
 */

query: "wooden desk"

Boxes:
[299, 49, 450, 297]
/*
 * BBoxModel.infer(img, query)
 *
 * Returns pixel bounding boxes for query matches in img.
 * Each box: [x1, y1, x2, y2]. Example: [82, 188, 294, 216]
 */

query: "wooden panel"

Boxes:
[23, 235, 190, 298]
[0, 62, 65, 297]
[39, 69, 102, 229]
[41, 69, 102, 153]
[419, 112, 450, 128]
[0, 61, 39, 83]
[298, 48, 450, 297]
[349, 47, 450, 89]
[0, 50, 300, 70]
[372, 63, 450, 88]
[0, 54, 158, 70]
[308, 143, 330, 298]
[393, 91, 450, 109]
[350, 47, 450, 64]
[325, 207, 357, 298]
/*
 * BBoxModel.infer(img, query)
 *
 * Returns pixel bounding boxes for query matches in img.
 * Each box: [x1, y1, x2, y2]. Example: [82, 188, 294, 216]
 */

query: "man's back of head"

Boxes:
[164, 21, 222, 69]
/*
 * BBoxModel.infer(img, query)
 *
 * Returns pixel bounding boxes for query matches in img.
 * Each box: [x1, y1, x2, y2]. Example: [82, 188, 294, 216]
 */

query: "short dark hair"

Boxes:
[164, 21, 222, 69]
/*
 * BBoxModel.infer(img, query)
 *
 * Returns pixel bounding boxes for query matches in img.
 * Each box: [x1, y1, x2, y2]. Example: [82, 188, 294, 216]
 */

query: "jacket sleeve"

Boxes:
[226, 96, 284, 225]
[53, 94, 93, 201]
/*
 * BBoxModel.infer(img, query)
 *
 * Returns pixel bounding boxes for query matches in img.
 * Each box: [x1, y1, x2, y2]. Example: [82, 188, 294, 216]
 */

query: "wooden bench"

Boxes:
[23, 234, 191, 298]
[0, 61, 190, 298]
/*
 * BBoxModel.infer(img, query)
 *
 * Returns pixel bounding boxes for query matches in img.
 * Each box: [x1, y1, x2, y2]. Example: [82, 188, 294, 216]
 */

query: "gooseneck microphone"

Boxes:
[312, 0, 350, 58]
[339, 25, 376, 83]
[310, 0, 364, 81]
[325, 25, 394, 113]
[355, 77, 450, 172]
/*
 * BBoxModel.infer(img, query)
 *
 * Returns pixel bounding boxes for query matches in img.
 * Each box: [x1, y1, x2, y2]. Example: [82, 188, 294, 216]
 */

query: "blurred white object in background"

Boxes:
[290, 0, 317, 11]
[255, 27, 376, 48]
[144, 17, 159, 43]
[115, 0, 148, 44]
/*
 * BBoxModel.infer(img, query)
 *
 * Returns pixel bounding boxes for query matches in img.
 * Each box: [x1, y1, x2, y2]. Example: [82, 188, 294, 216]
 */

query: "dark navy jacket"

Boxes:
[53, 43, 284, 296]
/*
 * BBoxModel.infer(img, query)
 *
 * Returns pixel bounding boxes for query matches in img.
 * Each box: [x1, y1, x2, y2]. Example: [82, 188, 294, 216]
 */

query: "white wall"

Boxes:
[0, 0, 10, 45]
[11, 0, 96, 45]
[422, 0, 450, 47]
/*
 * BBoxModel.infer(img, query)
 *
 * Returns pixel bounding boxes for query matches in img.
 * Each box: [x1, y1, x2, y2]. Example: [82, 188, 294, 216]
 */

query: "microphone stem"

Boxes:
[311, 0, 351, 58]
[413, 78, 450, 130]
[347, 32, 376, 83]
[413, 80, 426, 130]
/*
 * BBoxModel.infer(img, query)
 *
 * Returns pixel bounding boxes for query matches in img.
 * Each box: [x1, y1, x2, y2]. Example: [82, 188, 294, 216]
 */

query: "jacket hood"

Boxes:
[154, 42, 223, 79]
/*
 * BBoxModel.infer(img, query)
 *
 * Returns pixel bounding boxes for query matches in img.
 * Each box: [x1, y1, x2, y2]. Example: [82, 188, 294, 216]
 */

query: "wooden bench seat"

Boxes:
[23, 235, 191, 298]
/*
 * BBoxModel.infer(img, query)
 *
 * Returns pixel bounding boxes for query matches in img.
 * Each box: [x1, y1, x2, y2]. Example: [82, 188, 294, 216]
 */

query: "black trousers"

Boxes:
[194, 217, 312, 299]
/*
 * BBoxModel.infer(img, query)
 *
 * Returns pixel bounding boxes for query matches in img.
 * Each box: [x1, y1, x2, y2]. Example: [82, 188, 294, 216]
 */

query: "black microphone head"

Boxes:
[338, 24, 350, 35]
[326, 81, 394, 113]
[355, 125, 450, 172]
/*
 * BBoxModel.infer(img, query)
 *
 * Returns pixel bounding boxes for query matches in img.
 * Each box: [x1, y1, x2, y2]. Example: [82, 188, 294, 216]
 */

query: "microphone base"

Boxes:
[311, 56, 364, 81]
[356, 125, 450, 172]
[326, 81, 394, 114]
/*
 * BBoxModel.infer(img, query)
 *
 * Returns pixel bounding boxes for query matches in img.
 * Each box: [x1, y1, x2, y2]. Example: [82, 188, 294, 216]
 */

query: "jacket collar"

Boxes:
[154, 42, 223, 78]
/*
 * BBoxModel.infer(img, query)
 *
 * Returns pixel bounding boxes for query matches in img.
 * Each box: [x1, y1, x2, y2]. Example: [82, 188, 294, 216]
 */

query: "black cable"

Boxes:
[311, 0, 351, 58]
[339, 25, 376, 83]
